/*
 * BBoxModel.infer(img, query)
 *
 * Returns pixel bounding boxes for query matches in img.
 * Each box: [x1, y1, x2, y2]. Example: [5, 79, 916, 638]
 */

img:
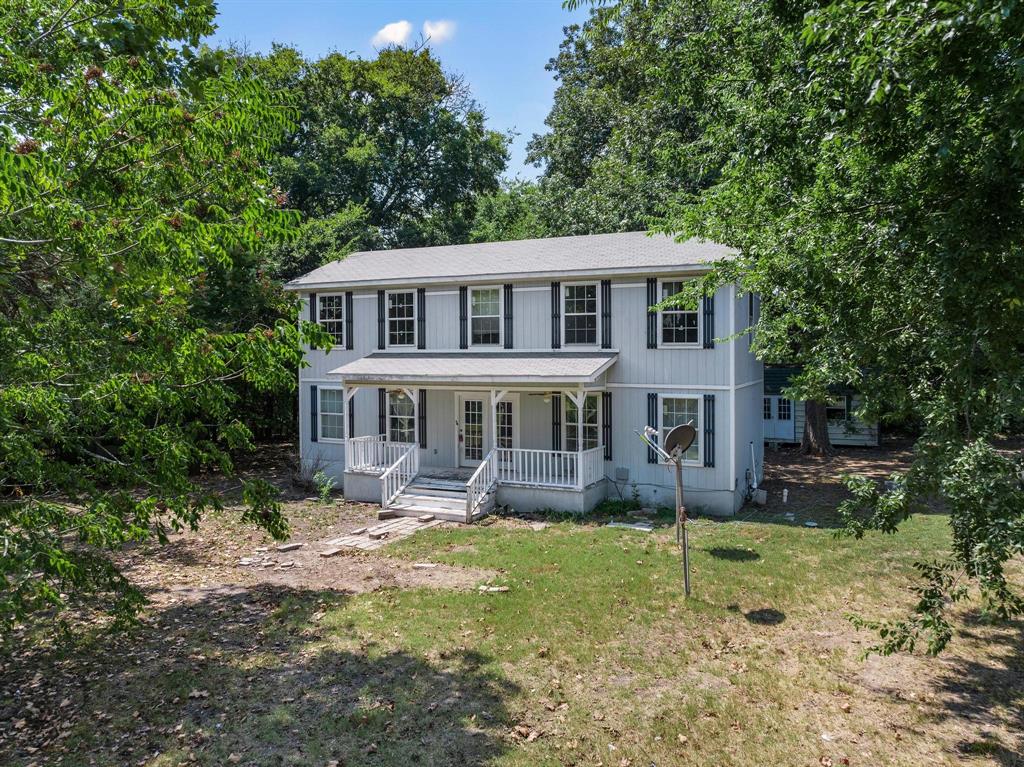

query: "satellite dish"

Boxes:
[664, 424, 696, 457]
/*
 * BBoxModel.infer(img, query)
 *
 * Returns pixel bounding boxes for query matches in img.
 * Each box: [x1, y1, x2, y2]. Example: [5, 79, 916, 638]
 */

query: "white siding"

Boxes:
[297, 275, 765, 515]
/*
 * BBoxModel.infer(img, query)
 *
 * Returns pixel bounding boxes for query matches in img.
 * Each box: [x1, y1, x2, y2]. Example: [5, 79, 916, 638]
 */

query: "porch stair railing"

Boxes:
[465, 448, 498, 523]
[380, 443, 420, 508]
[347, 435, 417, 473]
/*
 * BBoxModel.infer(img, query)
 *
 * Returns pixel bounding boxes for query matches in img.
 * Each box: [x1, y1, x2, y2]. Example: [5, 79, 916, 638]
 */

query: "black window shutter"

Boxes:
[551, 394, 562, 450]
[344, 291, 354, 350]
[377, 290, 386, 350]
[503, 283, 514, 349]
[600, 279, 612, 349]
[309, 292, 317, 323]
[647, 392, 658, 464]
[418, 389, 427, 448]
[602, 391, 612, 461]
[459, 286, 468, 349]
[551, 281, 561, 349]
[416, 288, 426, 349]
[310, 385, 318, 442]
[646, 278, 657, 349]
[347, 393, 355, 439]
[702, 292, 715, 349]
[703, 393, 715, 467]
[378, 387, 386, 437]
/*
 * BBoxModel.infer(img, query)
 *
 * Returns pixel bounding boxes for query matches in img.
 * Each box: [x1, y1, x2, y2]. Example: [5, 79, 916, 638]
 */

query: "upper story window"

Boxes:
[387, 290, 415, 347]
[660, 395, 700, 463]
[319, 388, 345, 441]
[471, 287, 501, 346]
[564, 283, 598, 345]
[659, 280, 699, 346]
[317, 293, 345, 345]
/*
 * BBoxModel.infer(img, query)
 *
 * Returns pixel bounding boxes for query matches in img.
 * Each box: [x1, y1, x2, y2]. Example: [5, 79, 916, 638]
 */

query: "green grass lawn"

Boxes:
[3, 508, 1021, 767]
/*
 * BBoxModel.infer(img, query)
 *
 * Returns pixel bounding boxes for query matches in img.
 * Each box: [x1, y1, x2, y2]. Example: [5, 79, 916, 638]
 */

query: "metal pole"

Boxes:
[674, 457, 690, 598]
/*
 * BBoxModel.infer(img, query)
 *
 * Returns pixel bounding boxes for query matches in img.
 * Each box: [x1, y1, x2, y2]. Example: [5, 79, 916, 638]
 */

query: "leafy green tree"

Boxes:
[469, 180, 549, 243]
[267, 203, 381, 282]
[528, 1, 708, 234]
[0, 0, 325, 630]
[253, 45, 510, 248]
[617, 0, 1024, 652]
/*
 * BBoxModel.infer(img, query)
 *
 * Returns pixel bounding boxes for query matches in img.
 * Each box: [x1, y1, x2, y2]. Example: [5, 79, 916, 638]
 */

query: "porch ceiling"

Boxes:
[328, 352, 617, 385]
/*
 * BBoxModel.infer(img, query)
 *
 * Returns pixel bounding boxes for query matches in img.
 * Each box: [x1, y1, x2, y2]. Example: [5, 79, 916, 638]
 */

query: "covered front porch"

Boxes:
[327, 353, 616, 522]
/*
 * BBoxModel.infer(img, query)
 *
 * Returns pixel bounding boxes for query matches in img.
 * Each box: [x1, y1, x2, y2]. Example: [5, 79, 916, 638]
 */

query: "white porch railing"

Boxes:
[346, 435, 417, 473]
[465, 448, 498, 522]
[495, 446, 605, 490]
[380, 443, 420, 508]
[579, 446, 604, 489]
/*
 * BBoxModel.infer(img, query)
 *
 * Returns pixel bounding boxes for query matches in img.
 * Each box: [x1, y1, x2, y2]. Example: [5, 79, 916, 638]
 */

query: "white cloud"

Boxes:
[372, 20, 412, 47]
[422, 19, 456, 44]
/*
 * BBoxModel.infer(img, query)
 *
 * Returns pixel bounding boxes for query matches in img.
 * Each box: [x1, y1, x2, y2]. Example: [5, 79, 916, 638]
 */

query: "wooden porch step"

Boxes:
[393, 493, 467, 512]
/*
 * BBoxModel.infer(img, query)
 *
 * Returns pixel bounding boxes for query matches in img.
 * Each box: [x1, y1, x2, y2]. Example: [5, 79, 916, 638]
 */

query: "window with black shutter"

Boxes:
[503, 283, 514, 349]
[347, 394, 355, 439]
[418, 389, 427, 448]
[647, 392, 658, 463]
[416, 288, 426, 349]
[551, 394, 562, 450]
[309, 292, 316, 323]
[702, 293, 715, 349]
[377, 290, 385, 350]
[377, 387, 386, 436]
[345, 291, 354, 350]
[646, 278, 657, 349]
[550, 282, 561, 349]
[310, 385, 318, 442]
[601, 391, 612, 460]
[703, 394, 715, 467]
[459, 286, 468, 349]
[600, 280, 612, 349]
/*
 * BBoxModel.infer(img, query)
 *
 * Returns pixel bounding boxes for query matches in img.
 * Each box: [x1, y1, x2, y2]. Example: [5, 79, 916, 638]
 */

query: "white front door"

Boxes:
[763, 395, 796, 441]
[457, 394, 487, 467]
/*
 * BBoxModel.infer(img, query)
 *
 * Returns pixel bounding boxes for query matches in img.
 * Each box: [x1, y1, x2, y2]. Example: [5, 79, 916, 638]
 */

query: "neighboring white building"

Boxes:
[285, 231, 764, 521]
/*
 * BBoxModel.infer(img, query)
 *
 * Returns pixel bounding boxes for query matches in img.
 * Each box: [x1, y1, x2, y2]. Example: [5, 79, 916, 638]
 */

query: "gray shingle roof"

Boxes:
[285, 231, 736, 289]
[329, 352, 618, 384]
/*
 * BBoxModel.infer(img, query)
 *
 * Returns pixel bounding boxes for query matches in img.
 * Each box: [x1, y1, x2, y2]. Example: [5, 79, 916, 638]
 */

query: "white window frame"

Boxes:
[469, 285, 503, 347]
[826, 396, 848, 423]
[763, 397, 773, 420]
[564, 393, 601, 452]
[316, 292, 345, 346]
[658, 393, 702, 466]
[387, 390, 417, 444]
[385, 289, 416, 348]
[777, 397, 792, 421]
[562, 282, 600, 347]
[657, 279, 700, 348]
[318, 386, 346, 443]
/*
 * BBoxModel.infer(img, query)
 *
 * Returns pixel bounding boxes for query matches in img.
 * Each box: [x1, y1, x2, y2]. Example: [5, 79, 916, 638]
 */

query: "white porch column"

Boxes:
[566, 389, 585, 490]
[401, 387, 417, 446]
[490, 389, 507, 456]
[342, 385, 359, 471]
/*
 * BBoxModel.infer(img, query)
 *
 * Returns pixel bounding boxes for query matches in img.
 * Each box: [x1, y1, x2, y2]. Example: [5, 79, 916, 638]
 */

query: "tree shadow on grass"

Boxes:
[705, 546, 760, 562]
[0, 585, 519, 766]
[931, 615, 1024, 766]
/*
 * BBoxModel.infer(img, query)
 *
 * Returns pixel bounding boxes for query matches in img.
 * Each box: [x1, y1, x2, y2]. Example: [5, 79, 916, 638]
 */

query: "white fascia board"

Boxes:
[283, 263, 711, 292]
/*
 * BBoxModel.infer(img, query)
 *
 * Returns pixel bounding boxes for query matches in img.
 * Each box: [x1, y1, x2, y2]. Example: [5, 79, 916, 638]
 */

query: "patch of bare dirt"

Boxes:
[117, 498, 494, 603]
[758, 443, 923, 524]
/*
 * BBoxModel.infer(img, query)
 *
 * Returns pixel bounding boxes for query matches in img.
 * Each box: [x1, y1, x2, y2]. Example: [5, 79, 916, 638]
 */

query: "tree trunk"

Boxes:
[800, 399, 835, 456]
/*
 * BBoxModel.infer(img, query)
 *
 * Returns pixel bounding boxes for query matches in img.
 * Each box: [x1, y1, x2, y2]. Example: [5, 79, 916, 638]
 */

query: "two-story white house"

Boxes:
[285, 231, 763, 522]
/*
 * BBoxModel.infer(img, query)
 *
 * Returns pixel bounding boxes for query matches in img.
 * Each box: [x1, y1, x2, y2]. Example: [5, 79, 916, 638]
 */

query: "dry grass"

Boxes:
[1, 447, 1021, 767]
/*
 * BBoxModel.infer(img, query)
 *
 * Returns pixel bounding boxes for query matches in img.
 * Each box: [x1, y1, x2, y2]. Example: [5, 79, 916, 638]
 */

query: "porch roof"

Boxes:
[328, 352, 617, 385]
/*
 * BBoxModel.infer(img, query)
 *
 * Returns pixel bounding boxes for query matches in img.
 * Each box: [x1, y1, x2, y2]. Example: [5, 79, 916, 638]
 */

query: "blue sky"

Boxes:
[208, 1, 591, 178]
